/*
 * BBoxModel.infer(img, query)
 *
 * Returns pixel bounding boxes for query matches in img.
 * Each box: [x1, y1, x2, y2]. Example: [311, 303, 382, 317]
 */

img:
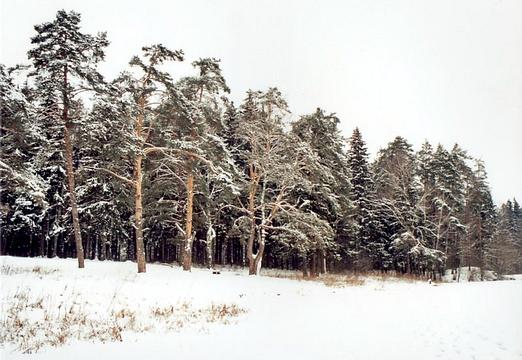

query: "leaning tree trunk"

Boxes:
[63, 63, 84, 269]
[134, 96, 147, 273]
[253, 228, 266, 275]
[182, 164, 195, 271]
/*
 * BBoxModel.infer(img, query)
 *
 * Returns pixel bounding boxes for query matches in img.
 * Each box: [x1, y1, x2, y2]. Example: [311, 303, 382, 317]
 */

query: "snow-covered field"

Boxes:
[1, 256, 521, 360]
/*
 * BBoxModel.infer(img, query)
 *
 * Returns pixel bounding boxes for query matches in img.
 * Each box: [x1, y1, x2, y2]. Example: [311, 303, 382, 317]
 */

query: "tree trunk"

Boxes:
[52, 231, 58, 258]
[39, 227, 45, 257]
[63, 66, 84, 268]
[302, 254, 309, 278]
[221, 237, 227, 265]
[161, 236, 166, 262]
[247, 216, 257, 274]
[319, 250, 326, 274]
[94, 235, 99, 260]
[134, 154, 146, 273]
[252, 234, 265, 275]
[206, 222, 216, 269]
[134, 95, 147, 273]
[182, 166, 195, 271]
[310, 253, 317, 277]
[246, 163, 261, 275]
[86, 234, 91, 260]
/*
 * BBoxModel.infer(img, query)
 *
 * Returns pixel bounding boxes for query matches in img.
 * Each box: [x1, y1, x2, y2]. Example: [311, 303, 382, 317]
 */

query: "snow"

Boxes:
[443, 266, 500, 282]
[1, 256, 522, 360]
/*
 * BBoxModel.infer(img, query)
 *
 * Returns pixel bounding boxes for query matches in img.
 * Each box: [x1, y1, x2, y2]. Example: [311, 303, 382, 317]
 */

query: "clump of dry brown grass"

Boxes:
[263, 268, 438, 286]
[150, 302, 246, 329]
[1, 265, 59, 276]
[0, 287, 246, 354]
[0, 288, 143, 353]
[368, 270, 438, 283]
[205, 303, 246, 323]
[319, 274, 365, 287]
[263, 270, 365, 287]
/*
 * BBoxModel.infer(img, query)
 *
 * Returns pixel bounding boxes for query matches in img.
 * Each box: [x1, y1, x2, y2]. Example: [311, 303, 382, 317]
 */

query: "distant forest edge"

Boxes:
[1, 10, 521, 278]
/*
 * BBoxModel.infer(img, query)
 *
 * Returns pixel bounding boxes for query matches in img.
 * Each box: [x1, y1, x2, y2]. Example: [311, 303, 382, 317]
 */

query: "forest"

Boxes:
[1, 10, 521, 279]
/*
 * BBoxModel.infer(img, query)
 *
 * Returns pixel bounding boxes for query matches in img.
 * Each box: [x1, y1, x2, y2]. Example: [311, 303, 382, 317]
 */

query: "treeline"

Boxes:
[1, 10, 521, 277]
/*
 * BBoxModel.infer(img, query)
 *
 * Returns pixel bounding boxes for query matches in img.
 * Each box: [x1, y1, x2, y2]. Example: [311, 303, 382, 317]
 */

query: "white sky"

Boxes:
[1, 0, 521, 203]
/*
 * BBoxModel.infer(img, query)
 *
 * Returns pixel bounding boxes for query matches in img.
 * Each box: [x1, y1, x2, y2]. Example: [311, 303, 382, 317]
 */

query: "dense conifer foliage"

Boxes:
[1, 10, 520, 276]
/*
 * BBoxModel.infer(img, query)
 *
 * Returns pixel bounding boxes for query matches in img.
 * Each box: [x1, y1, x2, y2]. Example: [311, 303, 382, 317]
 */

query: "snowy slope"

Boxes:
[1, 256, 521, 360]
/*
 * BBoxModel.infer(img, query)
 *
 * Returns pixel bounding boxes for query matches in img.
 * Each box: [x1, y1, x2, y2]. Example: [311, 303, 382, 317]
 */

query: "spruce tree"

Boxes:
[347, 127, 376, 270]
[464, 160, 496, 273]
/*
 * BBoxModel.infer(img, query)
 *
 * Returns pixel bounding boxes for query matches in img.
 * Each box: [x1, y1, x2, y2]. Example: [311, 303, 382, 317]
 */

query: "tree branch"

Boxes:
[90, 167, 134, 186]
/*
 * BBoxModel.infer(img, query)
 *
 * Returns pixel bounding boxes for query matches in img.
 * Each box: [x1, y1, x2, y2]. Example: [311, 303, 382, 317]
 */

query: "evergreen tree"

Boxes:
[463, 160, 496, 274]
[374, 137, 445, 275]
[166, 57, 232, 271]
[0, 65, 47, 256]
[290, 108, 350, 273]
[347, 127, 380, 270]
[76, 91, 133, 261]
[27, 10, 109, 268]
[487, 201, 518, 275]
[2, 8, 516, 277]
[100, 44, 184, 273]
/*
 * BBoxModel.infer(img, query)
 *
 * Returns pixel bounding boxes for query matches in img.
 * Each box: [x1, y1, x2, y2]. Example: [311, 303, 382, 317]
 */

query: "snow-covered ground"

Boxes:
[1, 256, 521, 360]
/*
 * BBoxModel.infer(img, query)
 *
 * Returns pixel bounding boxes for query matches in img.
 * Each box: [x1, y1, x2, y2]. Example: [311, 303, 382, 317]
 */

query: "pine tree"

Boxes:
[98, 44, 184, 273]
[27, 10, 109, 268]
[290, 108, 350, 273]
[172, 57, 231, 271]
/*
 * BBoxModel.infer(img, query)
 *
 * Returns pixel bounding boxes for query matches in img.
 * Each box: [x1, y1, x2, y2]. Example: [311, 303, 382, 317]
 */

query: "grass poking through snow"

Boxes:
[0, 285, 246, 354]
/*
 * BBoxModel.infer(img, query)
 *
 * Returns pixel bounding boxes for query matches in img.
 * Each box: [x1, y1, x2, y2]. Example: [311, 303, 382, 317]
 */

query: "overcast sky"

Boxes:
[1, 0, 521, 203]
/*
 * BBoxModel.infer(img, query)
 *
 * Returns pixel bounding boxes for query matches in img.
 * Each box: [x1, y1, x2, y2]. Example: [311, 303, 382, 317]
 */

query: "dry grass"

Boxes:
[263, 269, 435, 286]
[263, 270, 365, 287]
[369, 270, 427, 283]
[1, 264, 59, 276]
[0, 287, 246, 354]
[320, 274, 365, 287]
[150, 302, 246, 329]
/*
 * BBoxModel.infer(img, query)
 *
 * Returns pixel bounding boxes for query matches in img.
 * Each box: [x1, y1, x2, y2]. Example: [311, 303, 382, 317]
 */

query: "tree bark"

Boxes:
[182, 166, 194, 271]
[206, 222, 215, 269]
[319, 249, 327, 274]
[302, 255, 309, 278]
[247, 163, 260, 275]
[134, 154, 146, 272]
[39, 214, 47, 257]
[221, 237, 227, 265]
[134, 96, 147, 273]
[63, 63, 84, 269]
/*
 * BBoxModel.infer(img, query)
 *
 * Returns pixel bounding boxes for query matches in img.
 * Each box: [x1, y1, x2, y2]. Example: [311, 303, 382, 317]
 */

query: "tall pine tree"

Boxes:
[27, 10, 108, 268]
